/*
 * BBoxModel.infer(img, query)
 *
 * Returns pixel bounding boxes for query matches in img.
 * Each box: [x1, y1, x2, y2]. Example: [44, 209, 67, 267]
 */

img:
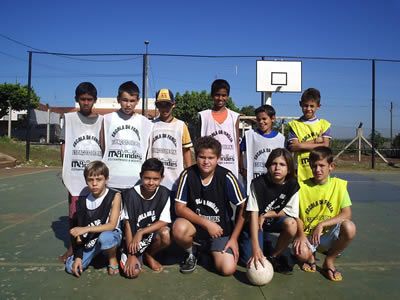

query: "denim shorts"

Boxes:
[307, 220, 344, 253]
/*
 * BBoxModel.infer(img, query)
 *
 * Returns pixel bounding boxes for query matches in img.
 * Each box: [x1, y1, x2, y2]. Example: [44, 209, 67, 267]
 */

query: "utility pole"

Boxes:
[142, 41, 149, 118]
[7, 100, 12, 138]
[46, 103, 50, 144]
[390, 101, 393, 147]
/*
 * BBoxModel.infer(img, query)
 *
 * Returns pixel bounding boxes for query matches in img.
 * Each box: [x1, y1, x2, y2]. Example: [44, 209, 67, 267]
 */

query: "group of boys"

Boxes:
[60, 79, 356, 282]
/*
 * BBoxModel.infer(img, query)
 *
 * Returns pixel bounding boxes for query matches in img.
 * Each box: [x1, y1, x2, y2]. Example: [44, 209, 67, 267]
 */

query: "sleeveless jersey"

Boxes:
[199, 109, 239, 177]
[288, 119, 331, 181]
[184, 165, 234, 240]
[103, 112, 153, 189]
[244, 129, 285, 191]
[76, 189, 116, 250]
[123, 186, 170, 254]
[62, 112, 103, 196]
[149, 118, 184, 190]
[299, 177, 347, 236]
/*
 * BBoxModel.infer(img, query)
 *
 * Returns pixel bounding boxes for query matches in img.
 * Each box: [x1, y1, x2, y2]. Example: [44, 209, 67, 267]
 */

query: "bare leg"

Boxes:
[322, 220, 356, 280]
[212, 251, 236, 276]
[107, 245, 119, 275]
[271, 217, 297, 257]
[295, 241, 316, 272]
[172, 218, 196, 249]
[58, 218, 74, 263]
[144, 227, 171, 272]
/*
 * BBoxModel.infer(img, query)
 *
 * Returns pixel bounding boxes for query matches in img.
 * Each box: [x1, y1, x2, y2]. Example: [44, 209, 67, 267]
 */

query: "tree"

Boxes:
[239, 105, 256, 116]
[368, 130, 386, 149]
[173, 90, 239, 128]
[0, 83, 40, 119]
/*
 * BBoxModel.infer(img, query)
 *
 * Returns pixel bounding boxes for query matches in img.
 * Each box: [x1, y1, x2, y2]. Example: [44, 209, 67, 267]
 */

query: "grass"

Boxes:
[0, 136, 61, 167]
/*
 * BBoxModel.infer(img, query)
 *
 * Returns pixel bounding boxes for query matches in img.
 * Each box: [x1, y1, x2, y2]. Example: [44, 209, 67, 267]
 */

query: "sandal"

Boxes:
[107, 264, 119, 276]
[301, 261, 316, 273]
[322, 268, 342, 281]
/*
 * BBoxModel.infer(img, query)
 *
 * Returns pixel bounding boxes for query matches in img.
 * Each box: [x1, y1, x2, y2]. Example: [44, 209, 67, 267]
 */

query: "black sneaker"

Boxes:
[266, 256, 280, 272]
[180, 253, 197, 274]
[277, 255, 293, 275]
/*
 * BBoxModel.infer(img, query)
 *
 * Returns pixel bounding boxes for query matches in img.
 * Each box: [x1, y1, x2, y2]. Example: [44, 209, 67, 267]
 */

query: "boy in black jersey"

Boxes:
[120, 158, 171, 278]
[65, 161, 122, 277]
[173, 136, 246, 275]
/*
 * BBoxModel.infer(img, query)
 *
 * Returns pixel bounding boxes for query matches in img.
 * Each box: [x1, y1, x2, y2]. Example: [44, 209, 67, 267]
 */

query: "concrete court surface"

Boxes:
[0, 168, 399, 299]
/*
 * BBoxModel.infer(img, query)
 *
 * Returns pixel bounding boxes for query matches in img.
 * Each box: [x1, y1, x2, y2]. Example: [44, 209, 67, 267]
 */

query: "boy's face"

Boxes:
[299, 99, 321, 120]
[196, 148, 220, 177]
[86, 174, 108, 198]
[255, 112, 275, 134]
[212, 88, 229, 109]
[141, 170, 163, 194]
[156, 102, 175, 121]
[118, 92, 139, 115]
[310, 158, 334, 185]
[76, 93, 96, 116]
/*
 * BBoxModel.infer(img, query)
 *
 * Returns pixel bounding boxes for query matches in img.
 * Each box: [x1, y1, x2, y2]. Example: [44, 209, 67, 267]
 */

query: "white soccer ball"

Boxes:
[246, 257, 274, 286]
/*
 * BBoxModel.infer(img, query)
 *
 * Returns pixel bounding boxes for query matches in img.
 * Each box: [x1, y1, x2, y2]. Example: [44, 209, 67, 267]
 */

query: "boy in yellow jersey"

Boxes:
[293, 147, 356, 281]
[288, 88, 331, 181]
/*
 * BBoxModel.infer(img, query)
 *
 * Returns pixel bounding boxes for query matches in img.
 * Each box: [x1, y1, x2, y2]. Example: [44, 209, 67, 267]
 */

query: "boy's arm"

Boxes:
[175, 202, 223, 238]
[289, 136, 330, 152]
[293, 217, 309, 256]
[124, 220, 142, 276]
[310, 206, 351, 246]
[235, 118, 240, 175]
[130, 220, 168, 254]
[70, 193, 121, 237]
[248, 211, 265, 268]
[100, 120, 105, 153]
[60, 143, 65, 166]
[183, 148, 192, 168]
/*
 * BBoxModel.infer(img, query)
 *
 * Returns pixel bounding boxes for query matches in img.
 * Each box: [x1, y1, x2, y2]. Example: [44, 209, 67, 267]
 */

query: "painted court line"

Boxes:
[0, 199, 65, 233]
[0, 169, 55, 180]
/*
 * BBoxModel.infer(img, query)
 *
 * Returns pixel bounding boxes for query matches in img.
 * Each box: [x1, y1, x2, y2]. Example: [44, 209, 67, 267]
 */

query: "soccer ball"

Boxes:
[246, 257, 274, 286]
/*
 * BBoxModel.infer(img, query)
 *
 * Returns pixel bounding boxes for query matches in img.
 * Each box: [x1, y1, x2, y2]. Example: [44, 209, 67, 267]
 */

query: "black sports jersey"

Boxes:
[123, 185, 170, 254]
[74, 189, 116, 258]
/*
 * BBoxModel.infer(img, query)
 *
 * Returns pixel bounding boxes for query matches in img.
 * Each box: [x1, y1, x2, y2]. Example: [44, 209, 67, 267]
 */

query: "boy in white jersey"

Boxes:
[239, 104, 285, 192]
[293, 147, 356, 281]
[101, 81, 153, 192]
[120, 158, 171, 278]
[65, 161, 122, 277]
[199, 79, 240, 177]
[59, 82, 103, 262]
[149, 88, 192, 192]
[288, 88, 331, 181]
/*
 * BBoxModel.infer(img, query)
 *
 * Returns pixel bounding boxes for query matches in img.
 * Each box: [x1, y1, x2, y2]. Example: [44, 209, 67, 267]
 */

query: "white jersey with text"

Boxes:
[103, 112, 153, 189]
[244, 129, 285, 192]
[149, 118, 184, 190]
[199, 109, 239, 177]
[62, 112, 103, 196]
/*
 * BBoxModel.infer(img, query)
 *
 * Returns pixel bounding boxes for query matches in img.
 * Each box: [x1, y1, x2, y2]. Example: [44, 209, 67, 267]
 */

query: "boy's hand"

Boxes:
[258, 216, 265, 232]
[71, 258, 83, 277]
[129, 231, 143, 254]
[125, 255, 141, 278]
[205, 221, 223, 238]
[70, 227, 87, 238]
[310, 224, 323, 246]
[248, 247, 265, 270]
[222, 238, 239, 263]
[293, 236, 310, 256]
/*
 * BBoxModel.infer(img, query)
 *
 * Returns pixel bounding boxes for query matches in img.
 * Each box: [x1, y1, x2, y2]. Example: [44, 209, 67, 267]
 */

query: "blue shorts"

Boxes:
[307, 221, 344, 253]
[194, 236, 233, 255]
[238, 216, 289, 266]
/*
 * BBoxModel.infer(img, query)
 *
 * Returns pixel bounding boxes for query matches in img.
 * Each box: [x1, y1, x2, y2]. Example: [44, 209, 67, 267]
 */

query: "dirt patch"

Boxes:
[0, 213, 31, 224]
[0, 167, 61, 179]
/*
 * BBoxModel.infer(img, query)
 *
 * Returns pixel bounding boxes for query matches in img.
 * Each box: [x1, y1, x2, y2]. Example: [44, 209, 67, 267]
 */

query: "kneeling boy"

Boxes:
[65, 161, 122, 277]
[294, 146, 356, 281]
[173, 136, 246, 276]
[120, 158, 171, 278]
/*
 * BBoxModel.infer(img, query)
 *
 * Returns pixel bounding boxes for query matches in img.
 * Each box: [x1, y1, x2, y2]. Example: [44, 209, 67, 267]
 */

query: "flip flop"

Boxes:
[322, 268, 342, 281]
[301, 261, 316, 273]
[107, 264, 119, 276]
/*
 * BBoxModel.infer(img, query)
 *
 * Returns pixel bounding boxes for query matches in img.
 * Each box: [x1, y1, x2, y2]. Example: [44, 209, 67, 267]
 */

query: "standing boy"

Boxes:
[149, 88, 192, 191]
[199, 79, 240, 177]
[239, 104, 285, 192]
[101, 81, 153, 191]
[293, 147, 356, 281]
[120, 158, 171, 278]
[65, 161, 122, 277]
[173, 136, 246, 276]
[288, 88, 331, 181]
[60, 82, 103, 262]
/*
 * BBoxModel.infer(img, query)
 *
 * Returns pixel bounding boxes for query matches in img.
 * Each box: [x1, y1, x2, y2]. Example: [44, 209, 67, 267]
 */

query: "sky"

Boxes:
[1, 0, 400, 138]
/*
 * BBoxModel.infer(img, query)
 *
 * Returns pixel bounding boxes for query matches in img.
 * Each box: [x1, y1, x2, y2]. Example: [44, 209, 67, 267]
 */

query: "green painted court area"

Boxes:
[0, 169, 399, 299]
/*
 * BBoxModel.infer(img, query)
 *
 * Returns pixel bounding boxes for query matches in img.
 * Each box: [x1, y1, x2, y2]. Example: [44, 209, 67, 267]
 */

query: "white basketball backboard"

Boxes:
[256, 60, 302, 92]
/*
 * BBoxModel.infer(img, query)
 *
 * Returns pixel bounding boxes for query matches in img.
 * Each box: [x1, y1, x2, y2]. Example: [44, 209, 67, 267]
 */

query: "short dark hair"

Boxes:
[265, 148, 295, 180]
[301, 88, 321, 105]
[194, 136, 221, 158]
[140, 158, 164, 177]
[118, 81, 140, 98]
[255, 104, 276, 118]
[211, 79, 230, 96]
[75, 82, 97, 101]
[309, 146, 334, 164]
[84, 161, 109, 181]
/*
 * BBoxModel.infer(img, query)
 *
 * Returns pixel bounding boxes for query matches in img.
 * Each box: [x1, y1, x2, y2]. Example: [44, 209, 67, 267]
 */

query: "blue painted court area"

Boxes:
[0, 169, 399, 299]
